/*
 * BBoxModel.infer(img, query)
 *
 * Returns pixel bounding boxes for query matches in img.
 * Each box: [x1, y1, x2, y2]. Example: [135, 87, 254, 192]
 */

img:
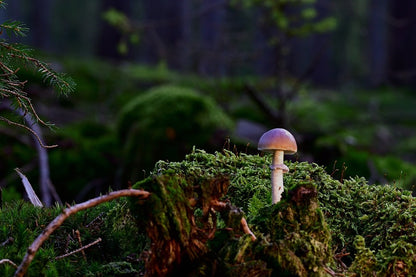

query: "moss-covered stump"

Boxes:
[131, 155, 334, 276]
[263, 184, 333, 276]
[132, 171, 249, 276]
[218, 182, 333, 277]
[140, 149, 416, 276]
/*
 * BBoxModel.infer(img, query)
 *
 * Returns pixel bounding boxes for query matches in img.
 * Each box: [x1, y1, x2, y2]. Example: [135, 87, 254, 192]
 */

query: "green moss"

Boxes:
[0, 198, 147, 276]
[348, 235, 377, 276]
[149, 148, 416, 276]
[2, 148, 416, 276]
[117, 85, 234, 180]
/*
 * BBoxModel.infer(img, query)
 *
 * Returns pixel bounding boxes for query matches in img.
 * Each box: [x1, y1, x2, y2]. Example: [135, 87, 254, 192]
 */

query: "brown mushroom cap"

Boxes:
[258, 128, 297, 154]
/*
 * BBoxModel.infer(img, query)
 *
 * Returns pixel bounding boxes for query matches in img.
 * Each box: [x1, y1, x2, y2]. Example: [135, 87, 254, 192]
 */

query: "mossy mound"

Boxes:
[117, 85, 233, 181]
[131, 150, 334, 276]
[144, 149, 416, 276]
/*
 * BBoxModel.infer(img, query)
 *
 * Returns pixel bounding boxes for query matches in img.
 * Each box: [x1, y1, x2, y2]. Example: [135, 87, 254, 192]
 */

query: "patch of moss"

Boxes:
[0, 198, 146, 276]
[150, 148, 416, 276]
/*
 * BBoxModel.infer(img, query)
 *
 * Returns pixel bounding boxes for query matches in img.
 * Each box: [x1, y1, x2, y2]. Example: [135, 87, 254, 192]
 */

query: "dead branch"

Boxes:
[55, 237, 102, 261]
[0, 237, 14, 247]
[0, 116, 57, 149]
[74, 230, 87, 261]
[14, 189, 150, 277]
[0, 259, 17, 269]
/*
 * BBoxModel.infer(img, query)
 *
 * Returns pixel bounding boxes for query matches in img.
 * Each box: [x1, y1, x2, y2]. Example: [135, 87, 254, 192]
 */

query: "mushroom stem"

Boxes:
[271, 150, 284, 204]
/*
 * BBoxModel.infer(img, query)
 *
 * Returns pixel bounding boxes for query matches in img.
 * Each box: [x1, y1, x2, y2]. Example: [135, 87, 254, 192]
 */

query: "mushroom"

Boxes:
[258, 128, 297, 204]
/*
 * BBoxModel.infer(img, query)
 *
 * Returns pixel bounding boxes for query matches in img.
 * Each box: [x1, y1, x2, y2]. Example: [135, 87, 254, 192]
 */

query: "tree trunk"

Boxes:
[368, 0, 388, 86]
[28, 0, 53, 51]
[387, 0, 416, 86]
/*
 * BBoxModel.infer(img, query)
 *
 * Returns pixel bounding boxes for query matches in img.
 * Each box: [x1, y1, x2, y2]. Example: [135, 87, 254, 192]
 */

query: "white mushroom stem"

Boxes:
[271, 150, 285, 204]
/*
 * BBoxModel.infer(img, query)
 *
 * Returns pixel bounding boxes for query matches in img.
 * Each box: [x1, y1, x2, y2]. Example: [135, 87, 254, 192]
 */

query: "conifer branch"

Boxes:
[0, 3, 75, 146]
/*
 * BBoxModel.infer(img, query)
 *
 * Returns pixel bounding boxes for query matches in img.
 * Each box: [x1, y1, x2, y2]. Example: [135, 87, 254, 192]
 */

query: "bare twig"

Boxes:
[55, 238, 102, 261]
[74, 230, 87, 261]
[0, 116, 57, 149]
[0, 259, 17, 269]
[14, 189, 150, 277]
[0, 237, 14, 247]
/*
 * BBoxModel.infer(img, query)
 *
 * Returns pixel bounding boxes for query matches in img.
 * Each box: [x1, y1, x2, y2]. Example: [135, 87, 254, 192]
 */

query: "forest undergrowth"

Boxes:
[0, 148, 415, 276]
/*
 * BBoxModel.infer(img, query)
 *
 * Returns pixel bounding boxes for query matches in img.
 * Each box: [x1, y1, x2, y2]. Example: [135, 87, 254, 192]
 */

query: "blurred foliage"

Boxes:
[1, 56, 415, 204]
[117, 84, 234, 182]
[48, 121, 119, 201]
[102, 8, 139, 55]
[233, 0, 336, 37]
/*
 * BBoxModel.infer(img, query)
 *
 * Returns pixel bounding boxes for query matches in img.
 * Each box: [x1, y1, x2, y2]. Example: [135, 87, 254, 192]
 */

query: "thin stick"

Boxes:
[14, 189, 150, 277]
[74, 230, 87, 261]
[0, 259, 17, 268]
[0, 116, 57, 149]
[55, 238, 102, 261]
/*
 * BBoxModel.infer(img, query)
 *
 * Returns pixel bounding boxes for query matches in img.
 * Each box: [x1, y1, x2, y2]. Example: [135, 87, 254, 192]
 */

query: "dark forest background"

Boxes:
[4, 0, 416, 86]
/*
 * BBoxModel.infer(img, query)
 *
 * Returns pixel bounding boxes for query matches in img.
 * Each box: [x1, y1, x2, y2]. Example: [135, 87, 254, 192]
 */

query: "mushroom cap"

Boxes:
[258, 128, 297, 154]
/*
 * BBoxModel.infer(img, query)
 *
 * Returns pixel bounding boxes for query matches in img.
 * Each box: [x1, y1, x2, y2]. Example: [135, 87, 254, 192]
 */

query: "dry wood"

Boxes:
[15, 168, 43, 207]
[0, 259, 17, 268]
[55, 238, 102, 261]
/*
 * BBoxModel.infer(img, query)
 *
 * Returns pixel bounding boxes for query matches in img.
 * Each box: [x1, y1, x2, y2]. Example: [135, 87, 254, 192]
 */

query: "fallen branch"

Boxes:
[14, 189, 150, 277]
[0, 259, 17, 269]
[55, 237, 102, 261]
[74, 230, 87, 261]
